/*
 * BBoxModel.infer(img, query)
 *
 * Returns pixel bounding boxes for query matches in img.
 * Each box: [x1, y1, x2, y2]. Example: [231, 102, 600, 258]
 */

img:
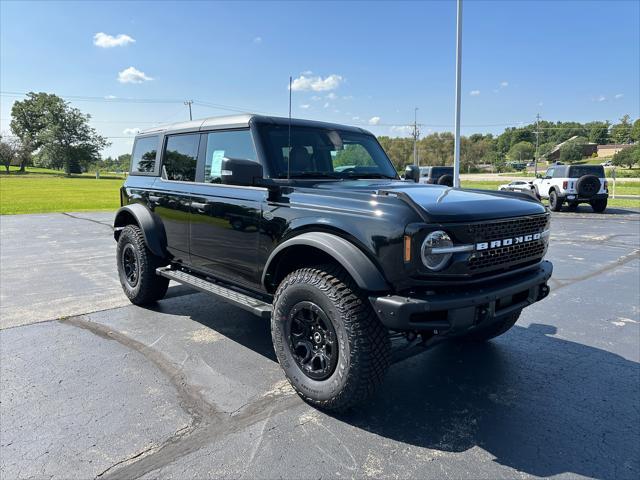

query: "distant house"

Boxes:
[545, 136, 598, 162]
[597, 143, 634, 158]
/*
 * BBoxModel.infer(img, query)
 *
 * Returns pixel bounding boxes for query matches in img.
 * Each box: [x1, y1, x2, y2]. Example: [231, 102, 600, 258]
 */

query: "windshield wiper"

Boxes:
[343, 172, 396, 179]
[283, 172, 341, 179]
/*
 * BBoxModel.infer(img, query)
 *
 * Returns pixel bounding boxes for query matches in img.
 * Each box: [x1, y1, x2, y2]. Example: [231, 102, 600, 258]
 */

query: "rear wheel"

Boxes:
[116, 225, 169, 305]
[462, 311, 521, 342]
[590, 198, 607, 213]
[549, 190, 563, 212]
[271, 265, 391, 411]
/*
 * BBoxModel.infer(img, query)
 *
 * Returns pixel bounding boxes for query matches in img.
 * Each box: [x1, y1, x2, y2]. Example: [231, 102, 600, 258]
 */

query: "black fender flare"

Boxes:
[113, 204, 167, 258]
[262, 232, 388, 292]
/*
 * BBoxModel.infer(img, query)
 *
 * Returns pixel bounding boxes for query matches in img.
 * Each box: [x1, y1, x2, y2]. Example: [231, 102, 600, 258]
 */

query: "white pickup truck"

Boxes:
[533, 164, 608, 212]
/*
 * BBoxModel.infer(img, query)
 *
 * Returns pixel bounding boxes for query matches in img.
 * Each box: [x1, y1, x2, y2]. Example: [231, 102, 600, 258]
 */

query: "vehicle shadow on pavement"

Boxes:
[336, 323, 639, 480]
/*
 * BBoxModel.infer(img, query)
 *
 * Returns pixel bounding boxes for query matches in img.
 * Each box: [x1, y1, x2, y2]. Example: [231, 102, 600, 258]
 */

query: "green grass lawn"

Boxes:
[1, 167, 123, 214]
[1, 168, 637, 215]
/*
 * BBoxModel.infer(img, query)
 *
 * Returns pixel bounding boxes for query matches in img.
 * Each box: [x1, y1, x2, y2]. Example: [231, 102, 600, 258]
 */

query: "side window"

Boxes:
[204, 130, 256, 183]
[131, 136, 158, 174]
[545, 168, 554, 178]
[162, 134, 200, 182]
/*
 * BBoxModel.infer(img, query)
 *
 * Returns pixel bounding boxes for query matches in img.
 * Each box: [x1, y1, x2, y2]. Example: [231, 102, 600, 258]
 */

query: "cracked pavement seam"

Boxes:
[61, 316, 300, 479]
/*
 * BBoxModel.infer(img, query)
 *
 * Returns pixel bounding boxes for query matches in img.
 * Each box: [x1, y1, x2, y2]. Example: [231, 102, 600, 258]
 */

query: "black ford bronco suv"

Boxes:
[114, 115, 553, 411]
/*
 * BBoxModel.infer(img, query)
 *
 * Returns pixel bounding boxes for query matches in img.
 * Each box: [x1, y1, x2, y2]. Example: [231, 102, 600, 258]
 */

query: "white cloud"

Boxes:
[597, 95, 606, 102]
[299, 104, 310, 109]
[253, 36, 262, 44]
[538, 102, 544, 107]
[323, 102, 330, 108]
[615, 93, 624, 99]
[118, 66, 153, 84]
[500, 81, 509, 87]
[368, 116, 381, 125]
[390, 125, 412, 136]
[104, 95, 117, 100]
[311, 95, 322, 101]
[301, 70, 313, 75]
[290, 74, 343, 92]
[470, 90, 480, 96]
[325, 92, 337, 100]
[93, 32, 135, 48]
[123, 127, 141, 135]
[342, 95, 353, 100]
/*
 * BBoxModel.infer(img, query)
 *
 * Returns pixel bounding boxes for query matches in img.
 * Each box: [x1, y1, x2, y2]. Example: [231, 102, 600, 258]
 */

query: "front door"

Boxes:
[151, 133, 201, 263]
[189, 129, 266, 290]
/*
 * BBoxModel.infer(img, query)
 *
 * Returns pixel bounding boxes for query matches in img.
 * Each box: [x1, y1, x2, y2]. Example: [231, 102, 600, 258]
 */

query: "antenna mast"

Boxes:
[288, 76, 292, 180]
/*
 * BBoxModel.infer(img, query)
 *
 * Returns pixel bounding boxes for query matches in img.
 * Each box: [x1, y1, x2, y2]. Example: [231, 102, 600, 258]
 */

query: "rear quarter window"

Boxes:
[131, 136, 159, 174]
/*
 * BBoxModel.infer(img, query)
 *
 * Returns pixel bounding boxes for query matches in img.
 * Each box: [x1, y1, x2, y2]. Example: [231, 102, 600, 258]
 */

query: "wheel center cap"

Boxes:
[313, 332, 322, 344]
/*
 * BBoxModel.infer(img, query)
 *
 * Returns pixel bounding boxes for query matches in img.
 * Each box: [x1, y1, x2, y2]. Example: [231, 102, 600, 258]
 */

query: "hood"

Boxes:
[312, 180, 546, 222]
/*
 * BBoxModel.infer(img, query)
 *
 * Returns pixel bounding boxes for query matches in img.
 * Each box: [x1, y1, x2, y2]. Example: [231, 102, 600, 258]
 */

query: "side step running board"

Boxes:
[156, 267, 272, 319]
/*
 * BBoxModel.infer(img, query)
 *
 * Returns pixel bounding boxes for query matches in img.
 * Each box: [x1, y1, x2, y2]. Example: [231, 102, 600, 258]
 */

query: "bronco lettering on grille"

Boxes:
[476, 232, 541, 251]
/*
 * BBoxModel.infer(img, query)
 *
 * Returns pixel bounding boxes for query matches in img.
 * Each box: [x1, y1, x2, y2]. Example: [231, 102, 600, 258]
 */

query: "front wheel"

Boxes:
[116, 225, 169, 305]
[271, 265, 391, 411]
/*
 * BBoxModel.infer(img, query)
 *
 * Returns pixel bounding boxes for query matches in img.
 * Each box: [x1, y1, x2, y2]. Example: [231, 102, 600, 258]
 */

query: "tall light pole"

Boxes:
[534, 113, 541, 176]
[453, 0, 463, 188]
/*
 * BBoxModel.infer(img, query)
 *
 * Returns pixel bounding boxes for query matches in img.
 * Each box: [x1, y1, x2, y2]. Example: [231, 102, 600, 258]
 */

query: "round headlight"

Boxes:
[421, 230, 453, 271]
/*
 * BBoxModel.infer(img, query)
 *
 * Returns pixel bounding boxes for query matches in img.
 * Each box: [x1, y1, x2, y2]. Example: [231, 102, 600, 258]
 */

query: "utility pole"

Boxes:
[184, 100, 193, 121]
[534, 113, 541, 176]
[413, 107, 420, 166]
[453, 0, 463, 188]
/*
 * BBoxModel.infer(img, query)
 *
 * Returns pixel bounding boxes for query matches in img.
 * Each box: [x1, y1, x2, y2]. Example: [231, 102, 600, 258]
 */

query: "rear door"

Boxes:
[189, 129, 267, 290]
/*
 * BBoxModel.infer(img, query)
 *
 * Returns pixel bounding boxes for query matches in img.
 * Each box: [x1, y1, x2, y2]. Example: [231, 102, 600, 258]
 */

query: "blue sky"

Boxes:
[1, 0, 638, 157]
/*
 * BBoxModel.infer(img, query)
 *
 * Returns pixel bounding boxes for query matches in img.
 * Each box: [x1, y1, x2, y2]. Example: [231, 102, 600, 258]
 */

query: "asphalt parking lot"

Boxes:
[1, 208, 639, 479]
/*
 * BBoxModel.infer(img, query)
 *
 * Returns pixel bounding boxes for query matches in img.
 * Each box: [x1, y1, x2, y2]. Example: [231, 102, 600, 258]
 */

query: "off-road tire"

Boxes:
[271, 265, 391, 411]
[437, 174, 454, 187]
[549, 190, 563, 212]
[116, 225, 169, 305]
[462, 311, 521, 342]
[576, 174, 600, 198]
[590, 198, 607, 213]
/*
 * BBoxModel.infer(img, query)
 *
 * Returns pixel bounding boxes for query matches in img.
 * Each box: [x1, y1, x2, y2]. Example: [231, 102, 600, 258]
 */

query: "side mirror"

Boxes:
[404, 165, 420, 183]
[221, 158, 263, 186]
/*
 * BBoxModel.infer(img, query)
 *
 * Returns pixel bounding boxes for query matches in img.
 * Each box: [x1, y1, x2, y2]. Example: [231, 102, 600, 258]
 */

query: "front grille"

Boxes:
[468, 240, 547, 271]
[466, 214, 549, 243]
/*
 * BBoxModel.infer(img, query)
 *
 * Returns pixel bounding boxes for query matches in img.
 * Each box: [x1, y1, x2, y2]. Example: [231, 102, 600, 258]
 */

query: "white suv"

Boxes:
[533, 164, 608, 212]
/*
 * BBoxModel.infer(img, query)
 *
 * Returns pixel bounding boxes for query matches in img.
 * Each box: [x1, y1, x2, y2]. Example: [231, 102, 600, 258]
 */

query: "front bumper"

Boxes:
[371, 261, 553, 335]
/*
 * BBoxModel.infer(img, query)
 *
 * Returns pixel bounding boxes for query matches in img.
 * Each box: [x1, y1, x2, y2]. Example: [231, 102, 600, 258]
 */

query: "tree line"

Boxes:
[379, 115, 640, 172]
[1, 92, 638, 174]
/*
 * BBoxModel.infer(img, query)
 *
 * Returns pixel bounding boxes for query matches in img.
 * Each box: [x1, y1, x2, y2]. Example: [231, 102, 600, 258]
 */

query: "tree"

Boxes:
[507, 141, 534, 162]
[631, 119, 640, 143]
[611, 144, 639, 169]
[10, 92, 109, 174]
[610, 115, 633, 144]
[0, 136, 16, 173]
[586, 121, 610, 145]
[559, 137, 589, 163]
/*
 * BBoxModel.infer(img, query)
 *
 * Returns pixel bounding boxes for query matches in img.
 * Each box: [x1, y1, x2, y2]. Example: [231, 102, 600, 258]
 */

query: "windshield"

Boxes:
[256, 124, 398, 180]
[568, 165, 605, 178]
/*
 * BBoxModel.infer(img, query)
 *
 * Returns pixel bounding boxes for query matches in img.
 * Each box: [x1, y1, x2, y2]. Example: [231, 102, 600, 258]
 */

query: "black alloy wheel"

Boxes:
[287, 301, 338, 380]
[121, 244, 139, 287]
